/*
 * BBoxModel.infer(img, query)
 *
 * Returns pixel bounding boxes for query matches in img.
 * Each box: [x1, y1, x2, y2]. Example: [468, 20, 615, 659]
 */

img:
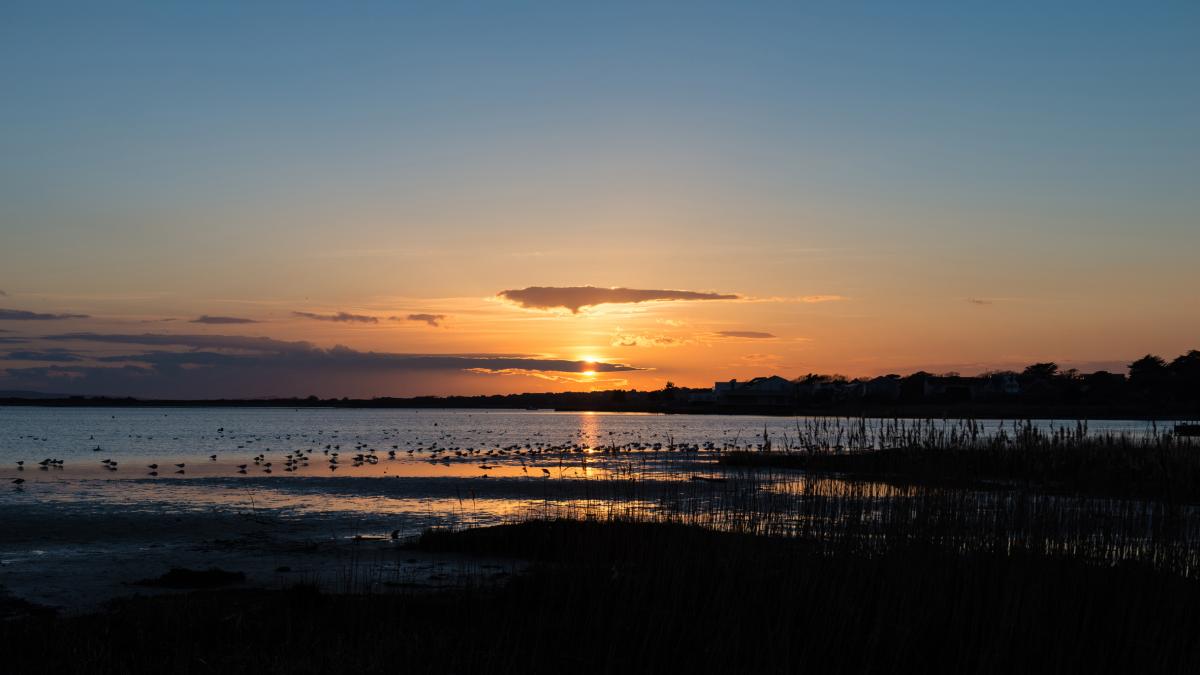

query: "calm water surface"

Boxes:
[0, 407, 1193, 609]
[0, 406, 1172, 532]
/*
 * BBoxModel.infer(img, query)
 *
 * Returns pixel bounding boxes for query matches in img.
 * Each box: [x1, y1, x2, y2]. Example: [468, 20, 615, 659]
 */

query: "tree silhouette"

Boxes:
[1170, 350, 1200, 378]
[1022, 362, 1059, 380]
[1129, 355, 1167, 383]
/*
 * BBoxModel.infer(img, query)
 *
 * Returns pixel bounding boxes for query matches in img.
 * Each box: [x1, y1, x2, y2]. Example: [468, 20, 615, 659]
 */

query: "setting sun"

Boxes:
[578, 354, 601, 378]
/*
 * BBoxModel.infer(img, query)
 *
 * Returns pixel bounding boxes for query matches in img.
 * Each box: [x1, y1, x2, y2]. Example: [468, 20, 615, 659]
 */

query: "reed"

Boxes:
[5, 518, 1200, 674]
[720, 418, 1200, 502]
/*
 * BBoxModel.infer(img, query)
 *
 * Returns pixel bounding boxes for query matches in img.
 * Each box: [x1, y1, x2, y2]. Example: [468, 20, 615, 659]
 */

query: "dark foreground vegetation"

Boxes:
[3, 519, 1200, 674]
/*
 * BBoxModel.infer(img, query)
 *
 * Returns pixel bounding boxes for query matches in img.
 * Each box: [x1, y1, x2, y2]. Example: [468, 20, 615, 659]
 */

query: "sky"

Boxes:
[1, 1, 1198, 398]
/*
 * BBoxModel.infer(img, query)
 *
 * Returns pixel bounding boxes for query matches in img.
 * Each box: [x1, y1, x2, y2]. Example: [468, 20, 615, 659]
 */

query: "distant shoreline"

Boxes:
[1, 396, 1195, 421]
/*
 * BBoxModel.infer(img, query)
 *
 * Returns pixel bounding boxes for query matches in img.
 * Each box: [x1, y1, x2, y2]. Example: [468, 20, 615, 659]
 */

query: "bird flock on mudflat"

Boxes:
[9, 422, 765, 490]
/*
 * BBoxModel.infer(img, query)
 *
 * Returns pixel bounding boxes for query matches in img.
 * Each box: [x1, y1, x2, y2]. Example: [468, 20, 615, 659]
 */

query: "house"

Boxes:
[923, 376, 977, 402]
[714, 376, 794, 407]
[972, 373, 1021, 399]
[923, 373, 1021, 401]
[863, 375, 902, 401]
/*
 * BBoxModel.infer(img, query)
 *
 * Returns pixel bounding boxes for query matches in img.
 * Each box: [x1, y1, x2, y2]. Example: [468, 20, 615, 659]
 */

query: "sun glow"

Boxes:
[578, 354, 601, 377]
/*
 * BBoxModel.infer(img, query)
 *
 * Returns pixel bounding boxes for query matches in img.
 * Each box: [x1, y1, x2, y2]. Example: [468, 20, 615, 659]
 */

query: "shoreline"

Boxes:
[3, 398, 1197, 421]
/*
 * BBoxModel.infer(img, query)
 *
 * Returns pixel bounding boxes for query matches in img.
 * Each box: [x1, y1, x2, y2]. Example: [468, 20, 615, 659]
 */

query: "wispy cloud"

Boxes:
[715, 331, 777, 339]
[0, 308, 89, 321]
[738, 295, 847, 304]
[466, 368, 630, 387]
[2, 348, 82, 362]
[498, 286, 739, 313]
[190, 315, 259, 324]
[293, 311, 378, 324]
[611, 333, 688, 348]
[394, 313, 446, 327]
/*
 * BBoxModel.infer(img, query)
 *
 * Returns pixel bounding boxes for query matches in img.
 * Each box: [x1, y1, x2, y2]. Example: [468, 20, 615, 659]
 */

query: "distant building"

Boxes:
[975, 373, 1021, 398]
[924, 374, 1021, 401]
[864, 375, 902, 401]
[714, 376, 794, 406]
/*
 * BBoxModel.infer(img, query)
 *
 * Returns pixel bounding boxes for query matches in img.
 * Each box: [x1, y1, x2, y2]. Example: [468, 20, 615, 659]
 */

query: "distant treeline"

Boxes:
[784, 350, 1200, 408]
[2, 350, 1197, 419]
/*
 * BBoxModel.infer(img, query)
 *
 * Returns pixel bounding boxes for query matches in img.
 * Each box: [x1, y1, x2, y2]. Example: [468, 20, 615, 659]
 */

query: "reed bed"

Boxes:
[419, 423, 1200, 579]
[720, 418, 1200, 502]
[483, 469, 1200, 578]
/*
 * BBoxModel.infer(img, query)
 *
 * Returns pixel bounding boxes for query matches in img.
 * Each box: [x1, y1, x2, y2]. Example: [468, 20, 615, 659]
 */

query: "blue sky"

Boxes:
[1, 1, 1197, 396]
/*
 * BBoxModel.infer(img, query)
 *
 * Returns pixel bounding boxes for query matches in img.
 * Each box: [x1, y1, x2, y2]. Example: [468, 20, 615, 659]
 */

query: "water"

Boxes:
[0, 406, 1171, 463]
[0, 406, 1175, 524]
[0, 407, 1190, 609]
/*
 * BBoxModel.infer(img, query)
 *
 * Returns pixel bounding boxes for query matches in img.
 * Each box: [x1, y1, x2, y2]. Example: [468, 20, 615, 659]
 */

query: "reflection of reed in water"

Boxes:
[475, 462, 1200, 579]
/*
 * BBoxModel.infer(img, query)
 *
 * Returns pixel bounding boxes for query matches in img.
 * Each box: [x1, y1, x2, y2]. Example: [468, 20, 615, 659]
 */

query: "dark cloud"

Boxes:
[967, 298, 993, 306]
[41, 332, 314, 353]
[401, 313, 446, 327]
[3, 332, 642, 398]
[37, 332, 532, 360]
[498, 286, 739, 313]
[3, 349, 83, 362]
[293, 311, 379, 324]
[190, 315, 259, 324]
[85, 349, 635, 373]
[0, 290, 6, 296]
[0, 308, 89, 321]
[716, 331, 777, 339]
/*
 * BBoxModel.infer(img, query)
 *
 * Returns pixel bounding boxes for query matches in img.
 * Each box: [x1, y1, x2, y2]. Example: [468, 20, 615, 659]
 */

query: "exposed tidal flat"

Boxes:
[3, 407, 1200, 672]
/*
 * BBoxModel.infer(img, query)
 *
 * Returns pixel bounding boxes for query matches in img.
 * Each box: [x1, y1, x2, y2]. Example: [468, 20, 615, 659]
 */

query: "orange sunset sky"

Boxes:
[1, 3, 1197, 398]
